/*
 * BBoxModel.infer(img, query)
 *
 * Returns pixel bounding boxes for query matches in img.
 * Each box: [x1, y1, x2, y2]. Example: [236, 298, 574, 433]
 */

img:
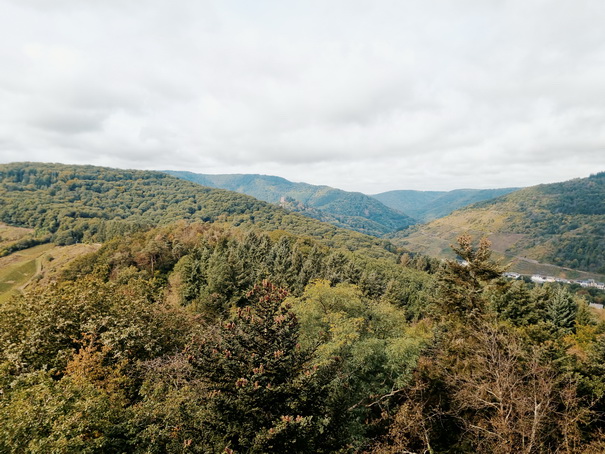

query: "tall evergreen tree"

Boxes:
[546, 286, 578, 332]
[437, 235, 505, 320]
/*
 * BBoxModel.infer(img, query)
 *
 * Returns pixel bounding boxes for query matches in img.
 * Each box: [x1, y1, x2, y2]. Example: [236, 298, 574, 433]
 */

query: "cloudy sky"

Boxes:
[1, 0, 604, 193]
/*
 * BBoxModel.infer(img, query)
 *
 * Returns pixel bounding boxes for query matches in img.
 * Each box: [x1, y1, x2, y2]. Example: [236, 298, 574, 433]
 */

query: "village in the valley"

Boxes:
[504, 272, 605, 309]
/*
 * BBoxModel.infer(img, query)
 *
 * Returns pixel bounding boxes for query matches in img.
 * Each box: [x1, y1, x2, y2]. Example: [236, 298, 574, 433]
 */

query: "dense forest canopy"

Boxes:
[2, 163, 605, 452]
[2, 222, 605, 452]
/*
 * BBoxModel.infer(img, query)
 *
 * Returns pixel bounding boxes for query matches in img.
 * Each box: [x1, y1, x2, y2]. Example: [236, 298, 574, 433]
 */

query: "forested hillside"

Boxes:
[0, 163, 399, 259]
[3, 162, 605, 452]
[165, 171, 415, 236]
[372, 187, 518, 222]
[2, 221, 605, 452]
[393, 172, 605, 273]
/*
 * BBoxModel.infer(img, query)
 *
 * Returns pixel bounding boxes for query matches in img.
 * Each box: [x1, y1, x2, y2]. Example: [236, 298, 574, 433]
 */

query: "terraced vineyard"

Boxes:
[392, 172, 605, 277]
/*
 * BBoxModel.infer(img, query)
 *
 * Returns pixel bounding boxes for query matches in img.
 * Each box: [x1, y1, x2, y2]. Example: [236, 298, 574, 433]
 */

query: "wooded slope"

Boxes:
[393, 172, 605, 273]
[0, 162, 400, 258]
[166, 170, 415, 236]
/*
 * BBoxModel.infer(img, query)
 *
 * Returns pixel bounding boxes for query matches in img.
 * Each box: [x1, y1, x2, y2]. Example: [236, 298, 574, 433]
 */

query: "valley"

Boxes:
[370, 187, 519, 222]
[165, 170, 416, 236]
[392, 172, 605, 277]
[165, 169, 605, 280]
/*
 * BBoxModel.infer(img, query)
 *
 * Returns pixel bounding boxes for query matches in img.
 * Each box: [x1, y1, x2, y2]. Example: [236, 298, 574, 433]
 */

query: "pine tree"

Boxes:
[546, 286, 578, 332]
[491, 280, 542, 326]
[437, 235, 505, 319]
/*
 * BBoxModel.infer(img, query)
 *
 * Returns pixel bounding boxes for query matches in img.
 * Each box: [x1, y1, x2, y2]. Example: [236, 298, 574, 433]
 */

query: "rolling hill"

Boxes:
[164, 171, 415, 237]
[391, 172, 605, 275]
[0, 162, 401, 259]
[371, 188, 519, 222]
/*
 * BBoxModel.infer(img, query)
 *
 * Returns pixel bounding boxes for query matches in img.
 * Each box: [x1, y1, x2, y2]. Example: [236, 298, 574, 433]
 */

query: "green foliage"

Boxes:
[395, 171, 605, 273]
[0, 221, 438, 451]
[4, 198, 605, 452]
[546, 286, 579, 332]
[0, 274, 192, 373]
[134, 281, 340, 453]
[0, 162, 401, 259]
[166, 171, 416, 236]
[490, 280, 543, 326]
[371, 237, 605, 453]
[437, 235, 506, 319]
[288, 280, 433, 446]
[372, 187, 518, 222]
[0, 369, 132, 453]
[291, 280, 430, 385]
[78, 223, 434, 321]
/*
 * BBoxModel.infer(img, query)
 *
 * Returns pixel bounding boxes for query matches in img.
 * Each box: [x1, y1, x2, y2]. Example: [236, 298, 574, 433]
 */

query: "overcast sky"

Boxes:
[1, 0, 604, 192]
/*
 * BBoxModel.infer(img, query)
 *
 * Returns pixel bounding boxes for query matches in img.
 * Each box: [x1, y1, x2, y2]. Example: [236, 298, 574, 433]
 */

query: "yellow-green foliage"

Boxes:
[0, 224, 33, 248]
[0, 370, 131, 453]
[289, 280, 432, 393]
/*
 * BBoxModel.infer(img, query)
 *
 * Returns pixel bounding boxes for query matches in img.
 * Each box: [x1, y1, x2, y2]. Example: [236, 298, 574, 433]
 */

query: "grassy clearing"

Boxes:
[0, 223, 34, 248]
[0, 260, 36, 298]
[0, 242, 100, 302]
[591, 306, 605, 323]
[0, 243, 56, 303]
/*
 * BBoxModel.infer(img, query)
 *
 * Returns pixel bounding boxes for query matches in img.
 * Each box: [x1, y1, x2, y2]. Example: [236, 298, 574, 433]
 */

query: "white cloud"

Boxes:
[1, 0, 605, 192]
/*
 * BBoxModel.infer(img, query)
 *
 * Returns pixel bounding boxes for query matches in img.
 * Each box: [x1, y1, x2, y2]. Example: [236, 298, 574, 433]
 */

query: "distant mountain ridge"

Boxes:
[371, 188, 519, 222]
[392, 172, 605, 274]
[165, 171, 416, 237]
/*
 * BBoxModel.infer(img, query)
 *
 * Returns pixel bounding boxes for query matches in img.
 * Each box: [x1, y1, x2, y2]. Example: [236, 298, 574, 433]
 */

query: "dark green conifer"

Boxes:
[437, 235, 505, 319]
[546, 286, 578, 331]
